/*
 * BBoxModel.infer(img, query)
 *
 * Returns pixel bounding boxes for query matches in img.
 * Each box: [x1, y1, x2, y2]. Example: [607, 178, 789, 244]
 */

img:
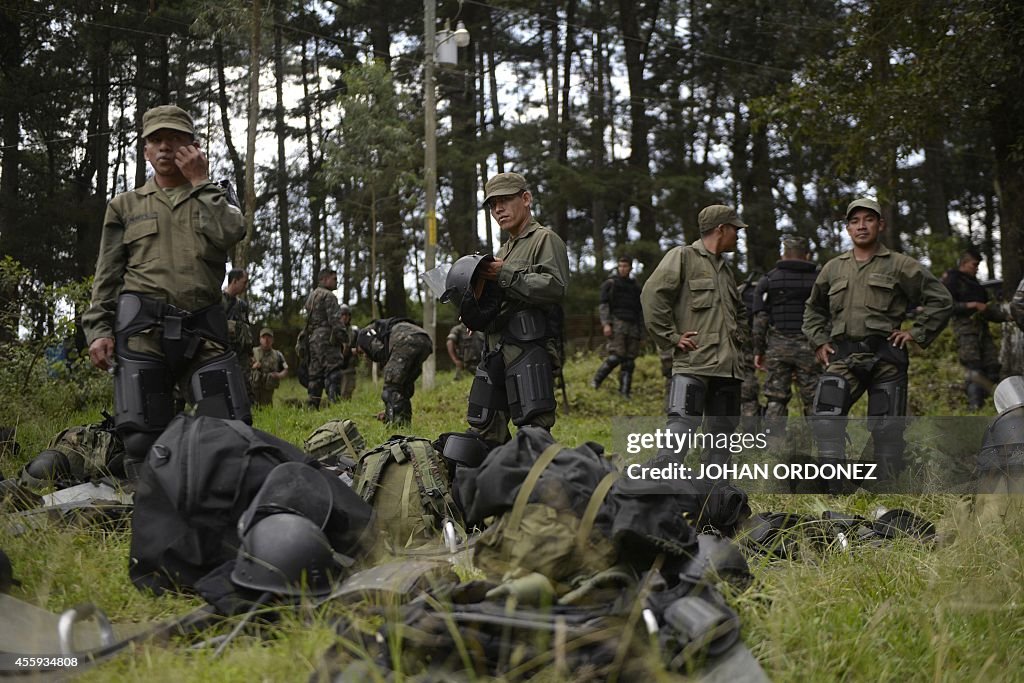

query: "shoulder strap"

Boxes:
[505, 442, 564, 537]
[355, 443, 398, 504]
[574, 471, 620, 555]
[404, 438, 462, 529]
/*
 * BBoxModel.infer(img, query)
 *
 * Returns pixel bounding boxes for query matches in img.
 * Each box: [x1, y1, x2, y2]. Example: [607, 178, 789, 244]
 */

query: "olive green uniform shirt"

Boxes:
[802, 244, 953, 349]
[490, 219, 570, 332]
[640, 239, 747, 379]
[82, 177, 245, 344]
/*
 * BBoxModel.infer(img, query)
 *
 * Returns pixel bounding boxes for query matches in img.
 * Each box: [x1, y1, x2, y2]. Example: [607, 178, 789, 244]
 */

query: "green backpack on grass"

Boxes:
[304, 419, 366, 468]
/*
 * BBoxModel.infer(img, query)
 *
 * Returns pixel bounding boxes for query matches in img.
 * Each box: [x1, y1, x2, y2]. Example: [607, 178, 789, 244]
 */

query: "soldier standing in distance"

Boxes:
[83, 104, 248, 468]
[250, 327, 288, 407]
[941, 249, 1007, 410]
[738, 271, 764, 419]
[752, 235, 822, 417]
[803, 198, 953, 484]
[641, 204, 749, 466]
[591, 256, 643, 399]
[223, 268, 255, 402]
[337, 304, 358, 400]
[446, 322, 484, 380]
[304, 268, 346, 409]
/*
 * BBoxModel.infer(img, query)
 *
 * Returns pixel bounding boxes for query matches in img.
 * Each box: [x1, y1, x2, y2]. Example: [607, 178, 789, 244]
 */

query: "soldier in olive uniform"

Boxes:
[223, 268, 255, 401]
[304, 268, 346, 409]
[464, 172, 570, 446]
[592, 256, 643, 398]
[83, 105, 248, 466]
[738, 272, 763, 418]
[941, 250, 1007, 410]
[752, 235, 821, 417]
[355, 318, 433, 426]
[803, 198, 953, 482]
[338, 304, 358, 400]
[641, 204, 749, 466]
[447, 322, 484, 380]
[250, 327, 288, 407]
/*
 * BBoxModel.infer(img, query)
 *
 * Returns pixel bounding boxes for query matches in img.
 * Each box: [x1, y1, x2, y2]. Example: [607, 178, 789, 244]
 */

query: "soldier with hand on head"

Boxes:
[82, 104, 249, 470]
[447, 322, 484, 381]
[941, 249, 1007, 410]
[803, 198, 953, 485]
[250, 327, 288, 407]
[355, 318, 433, 426]
[641, 204, 749, 467]
[752, 235, 822, 418]
[592, 256, 643, 399]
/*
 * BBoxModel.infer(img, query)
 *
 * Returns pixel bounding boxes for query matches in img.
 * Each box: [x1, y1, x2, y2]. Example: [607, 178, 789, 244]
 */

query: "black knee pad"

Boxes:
[113, 353, 176, 437]
[812, 375, 851, 416]
[190, 352, 253, 423]
[666, 375, 706, 418]
[621, 357, 635, 372]
[467, 351, 507, 429]
[505, 344, 556, 426]
[867, 376, 907, 439]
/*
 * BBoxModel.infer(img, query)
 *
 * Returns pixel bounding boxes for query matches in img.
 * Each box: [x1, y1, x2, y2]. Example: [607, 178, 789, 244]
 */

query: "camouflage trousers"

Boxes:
[763, 331, 822, 417]
[605, 319, 642, 359]
[340, 368, 357, 400]
[952, 318, 1000, 381]
[381, 333, 434, 424]
[740, 355, 761, 417]
[307, 330, 345, 402]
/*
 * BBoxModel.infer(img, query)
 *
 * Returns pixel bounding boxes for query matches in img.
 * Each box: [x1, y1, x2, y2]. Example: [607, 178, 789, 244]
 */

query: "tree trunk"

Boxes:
[922, 137, 951, 237]
[301, 36, 323, 295]
[273, 14, 293, 315]
[240, 0, 262, 267]
[215, 37, 246, 204]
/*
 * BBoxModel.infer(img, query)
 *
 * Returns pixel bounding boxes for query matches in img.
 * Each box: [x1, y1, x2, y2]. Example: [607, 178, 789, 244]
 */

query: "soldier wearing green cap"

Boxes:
[82, 104, 248, 468]
[251, 327, 288, 407]
[459, 172, 570, 445]
[640, 204, 750, 466]
[751, 234, 821, 418]
[803, 197, 953, 486]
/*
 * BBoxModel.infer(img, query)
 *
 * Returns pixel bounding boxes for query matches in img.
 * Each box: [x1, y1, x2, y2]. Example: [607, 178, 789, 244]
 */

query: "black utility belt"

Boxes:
[832, 335, 908, 366]
[115, 292, 228, 346]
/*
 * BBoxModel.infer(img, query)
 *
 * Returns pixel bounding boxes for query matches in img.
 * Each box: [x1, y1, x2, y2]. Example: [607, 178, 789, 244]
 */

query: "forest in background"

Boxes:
[1, 0, 1022, 337]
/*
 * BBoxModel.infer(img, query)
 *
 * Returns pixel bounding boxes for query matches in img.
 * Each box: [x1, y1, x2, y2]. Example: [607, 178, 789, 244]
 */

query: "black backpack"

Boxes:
[129, 415, 312, 594]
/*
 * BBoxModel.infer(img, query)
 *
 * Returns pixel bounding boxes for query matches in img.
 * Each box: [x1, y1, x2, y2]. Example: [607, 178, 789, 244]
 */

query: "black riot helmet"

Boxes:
[441, 254, 493, 306]
[230, 512, 348, 597]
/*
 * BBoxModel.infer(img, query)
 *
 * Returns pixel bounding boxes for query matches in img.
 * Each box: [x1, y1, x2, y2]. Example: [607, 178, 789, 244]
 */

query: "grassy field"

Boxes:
[1, 332, 1023, 682]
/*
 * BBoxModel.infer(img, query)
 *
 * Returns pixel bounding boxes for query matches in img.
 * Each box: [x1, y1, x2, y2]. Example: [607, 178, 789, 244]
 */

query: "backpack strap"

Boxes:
[574, 471, 619, 555]
[404, 438, 462, 530]
[355, 442, 399, 504]
[336, 422, 359, 460]
[506, 442, 564, 537]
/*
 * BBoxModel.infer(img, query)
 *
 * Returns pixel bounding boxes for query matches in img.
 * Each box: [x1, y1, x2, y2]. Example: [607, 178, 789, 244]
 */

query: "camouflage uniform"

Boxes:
[304, 286, 346, 407]
[942, 267, 1007, 409]
[752, 259, 821, 416]
[738, 276, 762, 417]
[1013, 277, 1024, 331]
[223, 291, 255, 401]
[251, 345, 287, 407]
[447, 322, 484, 380]
[338, 321, 358, 400]
[592, 271, 643, 397]
[360, 320, 433, 426]
[804, 242, 953, 474]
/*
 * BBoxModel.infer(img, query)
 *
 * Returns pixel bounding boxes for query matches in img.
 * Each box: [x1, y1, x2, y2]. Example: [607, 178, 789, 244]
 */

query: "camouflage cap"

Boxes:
[846, 197, 881, 219]
[782, 235, 810, 252]
[698, 205, 748, 234]
[141, 105, 196, 139]
[259, 327, 274, 338]
[483, 172, 528, 203]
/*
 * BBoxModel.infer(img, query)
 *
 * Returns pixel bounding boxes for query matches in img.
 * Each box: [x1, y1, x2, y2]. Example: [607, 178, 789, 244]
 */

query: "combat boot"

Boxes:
[591, 357, 618, 389]
[618, 370, 633, 399]
[966, 382, 987, 411]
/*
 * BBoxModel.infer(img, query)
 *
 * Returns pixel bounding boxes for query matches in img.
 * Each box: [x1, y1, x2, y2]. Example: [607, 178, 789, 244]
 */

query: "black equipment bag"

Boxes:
[129, 415, 311, 594]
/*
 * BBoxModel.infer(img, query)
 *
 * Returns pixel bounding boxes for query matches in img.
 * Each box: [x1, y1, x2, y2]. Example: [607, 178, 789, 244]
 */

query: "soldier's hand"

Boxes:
[89, 337, 115, 371]
[888, 329, 914, 349]
[754, 354, 765, 371]
[676, 331, 699, 352]
[815, 343, 835, 367]
[175, 142, 210, 184]
[455, 359, 465, 369]
[478, 259, 504, 281]
[603, 324, 613, 338]
[968, 301, 988, 313]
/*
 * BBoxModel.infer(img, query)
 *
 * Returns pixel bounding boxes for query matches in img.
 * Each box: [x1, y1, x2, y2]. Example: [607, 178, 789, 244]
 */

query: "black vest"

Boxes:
[602, 276, 642, 323]
[942, 268, 988, 304]
[764, 260, 818, 333]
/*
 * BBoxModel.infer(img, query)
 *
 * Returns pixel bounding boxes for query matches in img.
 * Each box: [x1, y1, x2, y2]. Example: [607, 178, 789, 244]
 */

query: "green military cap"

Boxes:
[141, 105, 195, 139]
[259, 327, 274, 338]
[782, 234, 810, 251]
[846, 197, 881, 219]
[484, 172, 528, 203]
[698, 204, 748, 234]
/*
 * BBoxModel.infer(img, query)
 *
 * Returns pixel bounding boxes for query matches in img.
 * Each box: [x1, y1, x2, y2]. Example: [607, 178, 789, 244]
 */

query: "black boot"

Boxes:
[591, 358, 617, 389]
[618, 370, 633, 399]
[966, 382, 987, 411]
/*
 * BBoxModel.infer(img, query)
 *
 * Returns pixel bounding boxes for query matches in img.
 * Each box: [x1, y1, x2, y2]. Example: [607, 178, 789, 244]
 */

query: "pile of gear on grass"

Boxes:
[3, 382, 1016, 681]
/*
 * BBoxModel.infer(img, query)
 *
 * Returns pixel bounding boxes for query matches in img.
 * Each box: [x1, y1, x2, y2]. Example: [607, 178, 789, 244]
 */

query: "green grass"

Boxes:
[2, 330, 1023, 682]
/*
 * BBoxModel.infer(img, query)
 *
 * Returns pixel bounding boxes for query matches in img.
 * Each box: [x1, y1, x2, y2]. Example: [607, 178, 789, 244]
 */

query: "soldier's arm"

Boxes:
[751, 275, 769, 316]
[82, 203, 129, 346]
[801, 268, 833, 350]
[189, 181, 245, 251]
[752, 311, 770, 357]
[905, 264, 954, 348]
[324, 295, 346, 342]
[598, 279, 613, 326]
[446, 338, 460, 364]
[495, 230, 569, 305]
[640, 247, 685, 351]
